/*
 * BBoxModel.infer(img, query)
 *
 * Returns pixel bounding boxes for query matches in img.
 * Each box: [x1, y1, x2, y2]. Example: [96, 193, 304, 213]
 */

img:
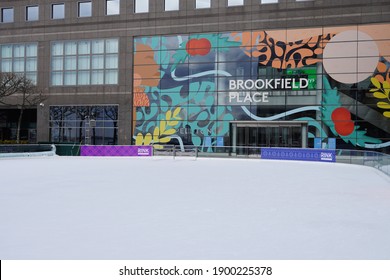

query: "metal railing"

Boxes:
[153, 145, 390, 177]
[0, 144, 56, 158]
[1, 144, 389, 177]
[335, 149, 390, 177]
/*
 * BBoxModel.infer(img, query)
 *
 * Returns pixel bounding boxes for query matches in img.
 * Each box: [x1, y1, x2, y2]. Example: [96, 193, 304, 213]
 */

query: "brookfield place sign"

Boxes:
[228, 78, 309, 104]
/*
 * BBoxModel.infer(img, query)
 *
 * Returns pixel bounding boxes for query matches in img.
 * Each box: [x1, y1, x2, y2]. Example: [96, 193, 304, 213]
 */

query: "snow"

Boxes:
[0, 156, 389, 260]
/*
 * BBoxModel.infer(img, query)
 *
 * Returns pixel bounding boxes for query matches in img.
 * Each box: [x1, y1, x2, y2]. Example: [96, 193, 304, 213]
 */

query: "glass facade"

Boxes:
[50, 38, 119, 86]
[0, 43, 38, 84]
[0, 109, 37, 143]
[49, 105, 118, 145]
[133, 25, 390, 153]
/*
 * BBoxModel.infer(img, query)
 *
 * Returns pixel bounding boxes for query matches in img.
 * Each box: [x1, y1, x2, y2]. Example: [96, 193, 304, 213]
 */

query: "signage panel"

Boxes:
[80, 146, 153, 157]
[261, 147, 336, 163]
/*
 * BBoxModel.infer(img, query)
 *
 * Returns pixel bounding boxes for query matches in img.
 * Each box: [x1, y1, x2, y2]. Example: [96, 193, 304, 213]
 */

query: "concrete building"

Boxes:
[0, 0, 389, 153]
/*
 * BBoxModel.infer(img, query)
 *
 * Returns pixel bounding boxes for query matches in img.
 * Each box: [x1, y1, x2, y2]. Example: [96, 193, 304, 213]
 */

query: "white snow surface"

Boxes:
[1, 156, 389, 260]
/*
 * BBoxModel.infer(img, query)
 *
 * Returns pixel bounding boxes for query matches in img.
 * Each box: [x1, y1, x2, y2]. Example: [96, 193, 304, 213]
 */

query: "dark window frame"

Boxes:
[52, 3, 65, 20]
[105, 0, 120, 15]
[1, 7, 14, 23]
[78, 1, 92, 18]
[26, 5, 39, 22]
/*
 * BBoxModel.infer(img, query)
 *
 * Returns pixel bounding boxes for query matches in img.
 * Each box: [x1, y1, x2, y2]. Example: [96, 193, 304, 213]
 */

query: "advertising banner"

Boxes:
[80, 146, 153, 157]
[261, 148, 336, 163]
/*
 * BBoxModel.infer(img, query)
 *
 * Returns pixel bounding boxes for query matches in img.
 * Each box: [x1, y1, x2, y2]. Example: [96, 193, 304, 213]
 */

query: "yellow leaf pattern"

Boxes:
[135, 107, 182, 146]
[370, 77, 390, 118]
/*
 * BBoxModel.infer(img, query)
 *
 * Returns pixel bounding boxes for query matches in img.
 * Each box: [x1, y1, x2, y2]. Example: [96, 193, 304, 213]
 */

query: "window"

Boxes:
[228, 0, 244, 6]
[26, 6, 39, 21]
[165, 0, 179, 11]
[52, 3, 65, 19]
[196, 0, 211, 9]
[261, 0, 278, 3]
[106, 0, 120, 15]
[1, 7, 14, 23]
[51, 38, 119, 86]
[49, 105, 119, 145]
[0, 43, 38, 83]
[134, 0, 149, 13]
[78, 1, 92, 17]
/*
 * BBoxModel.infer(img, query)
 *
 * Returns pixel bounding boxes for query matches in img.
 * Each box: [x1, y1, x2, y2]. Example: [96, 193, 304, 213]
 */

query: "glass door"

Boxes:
[237, 126, 246, 154]
[230, 121, 307, 153]
[248, 127, 258, 155]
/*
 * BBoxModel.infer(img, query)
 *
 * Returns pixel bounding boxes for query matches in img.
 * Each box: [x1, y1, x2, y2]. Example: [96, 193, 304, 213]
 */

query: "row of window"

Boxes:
[0, 39, 380, 88]
[0, 39, 119, 86]
[1, 2, 93, 22]
[51, 39, 119, 85]
[0, 43, 38, 83]
[0, 0, 312, 23]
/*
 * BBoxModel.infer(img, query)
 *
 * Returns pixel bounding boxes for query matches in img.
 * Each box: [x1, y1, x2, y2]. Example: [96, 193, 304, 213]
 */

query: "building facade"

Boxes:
[0, 0, 389, 153]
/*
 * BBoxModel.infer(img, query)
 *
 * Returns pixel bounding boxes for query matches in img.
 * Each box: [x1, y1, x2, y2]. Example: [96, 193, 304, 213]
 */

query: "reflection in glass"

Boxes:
[49, 105, 118, 144]
[106, 0, 120, 15]
[79, 1, 92, 17]
[261, 0, 278, 4]
[26, 6, 39, 21]
[228, 0, 244, 6]
[14, 45, 25, 57]
[1, 45, 12, 58]
[51, 39, 118, 85]
[65, 42, 77, 55]
[135, 0, 149, 13]
[196, 0, 211, 9]
[165, 0, 179, 11]
[1, 59, 12, 72]
[1, 8, 14, 23]
[52, 4, 65, 19]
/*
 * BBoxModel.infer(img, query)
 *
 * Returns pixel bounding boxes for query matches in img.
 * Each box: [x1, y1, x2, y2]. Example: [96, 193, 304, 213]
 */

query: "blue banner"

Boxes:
[261, 148, 336, 163]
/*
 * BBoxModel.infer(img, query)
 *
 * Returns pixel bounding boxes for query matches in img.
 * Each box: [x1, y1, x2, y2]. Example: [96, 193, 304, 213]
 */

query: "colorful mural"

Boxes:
[133, 24, 390, 152]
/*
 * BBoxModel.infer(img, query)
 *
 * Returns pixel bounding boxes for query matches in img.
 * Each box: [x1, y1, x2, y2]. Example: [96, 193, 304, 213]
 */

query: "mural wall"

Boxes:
[133, 24, 390, 152]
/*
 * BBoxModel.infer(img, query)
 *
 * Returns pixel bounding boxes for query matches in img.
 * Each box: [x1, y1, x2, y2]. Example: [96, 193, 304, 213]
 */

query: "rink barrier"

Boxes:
[80, 145, 153, 156]
[153, 145, 390, 177]
[0, 144, 56, 158]
[260, 147, 336, 163]
[1, 144, 388, 176]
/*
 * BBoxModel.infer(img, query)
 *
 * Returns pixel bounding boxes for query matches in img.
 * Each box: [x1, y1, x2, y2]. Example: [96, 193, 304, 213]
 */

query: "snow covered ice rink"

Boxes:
[1, 156, 389, 260]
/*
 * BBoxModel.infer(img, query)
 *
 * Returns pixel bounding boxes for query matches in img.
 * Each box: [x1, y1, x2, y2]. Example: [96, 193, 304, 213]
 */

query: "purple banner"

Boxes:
[261, 148, 336, 163]
[80, 146, 153, 157]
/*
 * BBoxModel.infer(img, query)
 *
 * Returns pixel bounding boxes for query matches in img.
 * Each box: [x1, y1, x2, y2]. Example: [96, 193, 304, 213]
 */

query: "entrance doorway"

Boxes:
[230, 121, 308, 155]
